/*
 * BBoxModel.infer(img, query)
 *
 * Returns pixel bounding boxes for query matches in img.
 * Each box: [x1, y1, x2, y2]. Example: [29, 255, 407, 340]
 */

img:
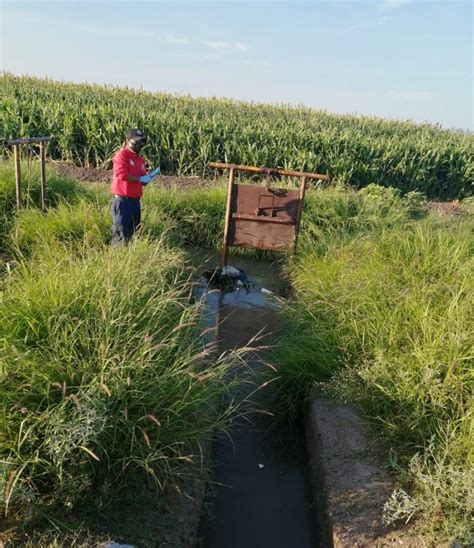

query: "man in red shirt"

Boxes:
[111, 128, 160, 244]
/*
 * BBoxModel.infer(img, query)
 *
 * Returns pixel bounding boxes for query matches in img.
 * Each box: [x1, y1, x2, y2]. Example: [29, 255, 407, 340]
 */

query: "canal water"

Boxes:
[195, 255, 317, 548]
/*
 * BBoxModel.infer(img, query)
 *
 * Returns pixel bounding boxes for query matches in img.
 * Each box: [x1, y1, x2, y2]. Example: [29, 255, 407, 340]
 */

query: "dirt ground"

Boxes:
[0, 471, 207, 547]
[52, 163, 469, 217]
[53, 161, 112, 183]
[52, 161, 218, 190]
[424, 200, 462, 217]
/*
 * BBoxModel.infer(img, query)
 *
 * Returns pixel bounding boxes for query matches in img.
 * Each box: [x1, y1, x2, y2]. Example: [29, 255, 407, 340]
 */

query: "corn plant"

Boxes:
[1, 73, 472, 199]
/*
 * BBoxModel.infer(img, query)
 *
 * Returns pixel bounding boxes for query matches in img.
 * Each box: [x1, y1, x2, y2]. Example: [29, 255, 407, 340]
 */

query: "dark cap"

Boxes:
[126, 128, 147, 143]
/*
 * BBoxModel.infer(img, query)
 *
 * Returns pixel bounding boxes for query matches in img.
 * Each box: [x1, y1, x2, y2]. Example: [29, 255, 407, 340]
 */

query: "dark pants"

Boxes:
[111, 196, 141, 244]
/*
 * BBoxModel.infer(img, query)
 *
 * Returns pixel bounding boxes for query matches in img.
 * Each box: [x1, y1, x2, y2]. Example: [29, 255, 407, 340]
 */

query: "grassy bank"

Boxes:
[0, 164, 250, 543]
[270, 192, 473, 542]
[2, 73, 473, 199]
[1, 162, 472, 543]
[0, 162, 84, 252]
[0, 237, 245, 532]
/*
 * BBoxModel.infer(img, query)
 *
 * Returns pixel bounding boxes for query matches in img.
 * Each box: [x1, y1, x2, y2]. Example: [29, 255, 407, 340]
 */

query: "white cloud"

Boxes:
[340, 13, 390, 34]
[380, 0, 412, 11]
[240, 59, 273, 68]
[234, 42, 249, 52]
[165, 33, 190, 45]
[202, 40, 231, 50]
[202, 40, 249, 52]
[388, 90, 433, 100]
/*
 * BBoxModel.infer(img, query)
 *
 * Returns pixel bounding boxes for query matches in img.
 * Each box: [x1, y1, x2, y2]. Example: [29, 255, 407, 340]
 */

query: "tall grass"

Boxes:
[2, 164, 473, 541]
[0, 238, 244, 527]
[6, 186, 227, 259]
[270, 196, 473, 540]
[0, 153, 223, 253]
[0, 160, 83, 251]
[9, 198, 110, 257]
[2, 73, 473, 199]
[143, 186, 226, 247]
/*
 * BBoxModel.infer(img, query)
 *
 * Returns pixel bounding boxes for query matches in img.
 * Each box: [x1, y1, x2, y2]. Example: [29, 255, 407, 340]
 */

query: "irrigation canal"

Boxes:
[195, 255, 318, 548]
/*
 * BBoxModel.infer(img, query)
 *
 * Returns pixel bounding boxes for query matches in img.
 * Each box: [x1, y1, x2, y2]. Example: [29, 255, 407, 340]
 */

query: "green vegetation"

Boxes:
[0, 161, 81, 251]
[0, 165, 247, 544]
[1, 160, 472, 543]
[270, 187, 473, 542]
[143, 186, 226, 248]
[2, 73, 473, 199]
[0, 237, 246, 533]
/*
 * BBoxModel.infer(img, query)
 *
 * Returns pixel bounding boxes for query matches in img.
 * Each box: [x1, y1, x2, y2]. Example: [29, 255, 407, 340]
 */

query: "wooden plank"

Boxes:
[228, 183, 300, 251]
[293, 176, 307, 248]
[221, 165, 235, 266]
[13, 145, 21, 208]
[232, 213, 295, 225]
[232, 219, 294, 251]
[40, 141, 47, 210]
[232, 184, 300, 218]
[209, 161, 330, 182]
[216, 168, 314, 254]
[5, 136, 52, 146]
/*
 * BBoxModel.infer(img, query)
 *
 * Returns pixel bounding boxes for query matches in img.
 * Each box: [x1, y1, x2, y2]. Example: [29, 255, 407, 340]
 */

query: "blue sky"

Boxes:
[1, 0, 472, 130]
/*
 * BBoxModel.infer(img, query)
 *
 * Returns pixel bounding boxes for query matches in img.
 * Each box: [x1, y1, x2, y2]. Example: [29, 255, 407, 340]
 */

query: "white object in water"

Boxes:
[101, 543, 134, 548]
[261, 288, 273, 295]
[221, 265, 240, 278]
[258, 463, 265, 469]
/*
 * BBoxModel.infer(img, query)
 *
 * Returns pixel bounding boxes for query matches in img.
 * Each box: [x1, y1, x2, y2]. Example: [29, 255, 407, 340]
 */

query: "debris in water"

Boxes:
[260, 288, 273, 295]
[221, 265, 242, 278]
[258, 463, 264, 469]
[203, 265, 251, 293]
[101, 543, 134, 548]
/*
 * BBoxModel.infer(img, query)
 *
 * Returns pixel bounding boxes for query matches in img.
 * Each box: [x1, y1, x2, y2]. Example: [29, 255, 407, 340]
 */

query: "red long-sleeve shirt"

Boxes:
[111, 147, 147, 198]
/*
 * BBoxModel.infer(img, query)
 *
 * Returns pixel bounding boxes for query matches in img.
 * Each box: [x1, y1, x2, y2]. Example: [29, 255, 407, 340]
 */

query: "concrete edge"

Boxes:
[304, 391, 435, 547]
[157, 441, 211, 547]
[304, 397, 335, 548]
[179, 442, 211, 547]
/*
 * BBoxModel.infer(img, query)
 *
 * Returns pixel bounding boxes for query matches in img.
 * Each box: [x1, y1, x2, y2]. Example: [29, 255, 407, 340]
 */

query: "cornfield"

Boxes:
[1, 73, 472, 199]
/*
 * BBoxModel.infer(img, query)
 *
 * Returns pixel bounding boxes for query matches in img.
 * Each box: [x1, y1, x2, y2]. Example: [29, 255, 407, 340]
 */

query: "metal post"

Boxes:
[40, 142, 47, 210]
[209, 161, 329, 182]
[13, 145, 21, 208]
[293, 175, 307, 249]
[216, 287, 224, 349]
[221, 165, 235, 266]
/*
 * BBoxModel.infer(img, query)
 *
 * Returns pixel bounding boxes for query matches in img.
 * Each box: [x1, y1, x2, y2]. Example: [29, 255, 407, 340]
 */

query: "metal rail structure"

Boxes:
[4, 136, 52, 210]
[209, 162, 330, 265]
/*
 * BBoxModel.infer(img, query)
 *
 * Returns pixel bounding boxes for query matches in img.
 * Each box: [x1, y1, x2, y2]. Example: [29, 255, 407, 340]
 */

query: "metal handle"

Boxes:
[255, 194, 275, 217]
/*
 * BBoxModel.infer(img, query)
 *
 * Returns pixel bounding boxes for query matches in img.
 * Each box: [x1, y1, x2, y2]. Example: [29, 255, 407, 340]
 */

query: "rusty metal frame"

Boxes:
[209, 162, 330, 265]
[4, 136, 52, 210]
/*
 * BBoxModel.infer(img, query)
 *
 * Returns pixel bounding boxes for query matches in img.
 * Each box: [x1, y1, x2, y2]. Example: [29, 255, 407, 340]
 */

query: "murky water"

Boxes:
[195, 253, 317, 548]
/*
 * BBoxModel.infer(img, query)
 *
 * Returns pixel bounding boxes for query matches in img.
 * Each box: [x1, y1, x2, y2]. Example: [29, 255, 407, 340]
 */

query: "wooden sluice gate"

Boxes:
[209, 162, 330, 265]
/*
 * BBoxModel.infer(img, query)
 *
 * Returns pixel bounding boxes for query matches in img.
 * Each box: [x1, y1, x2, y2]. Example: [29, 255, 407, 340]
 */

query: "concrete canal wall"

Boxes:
[305, 392, 435, 547]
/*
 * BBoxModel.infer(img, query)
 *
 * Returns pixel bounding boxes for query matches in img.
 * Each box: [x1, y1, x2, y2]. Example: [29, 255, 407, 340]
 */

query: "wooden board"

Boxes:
[227, 184, 302, 251]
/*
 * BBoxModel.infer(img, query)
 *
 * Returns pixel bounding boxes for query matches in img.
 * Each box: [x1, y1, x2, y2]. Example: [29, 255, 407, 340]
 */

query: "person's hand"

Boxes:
[148, 167, 161, 178]
[139, 174, 152, 185]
